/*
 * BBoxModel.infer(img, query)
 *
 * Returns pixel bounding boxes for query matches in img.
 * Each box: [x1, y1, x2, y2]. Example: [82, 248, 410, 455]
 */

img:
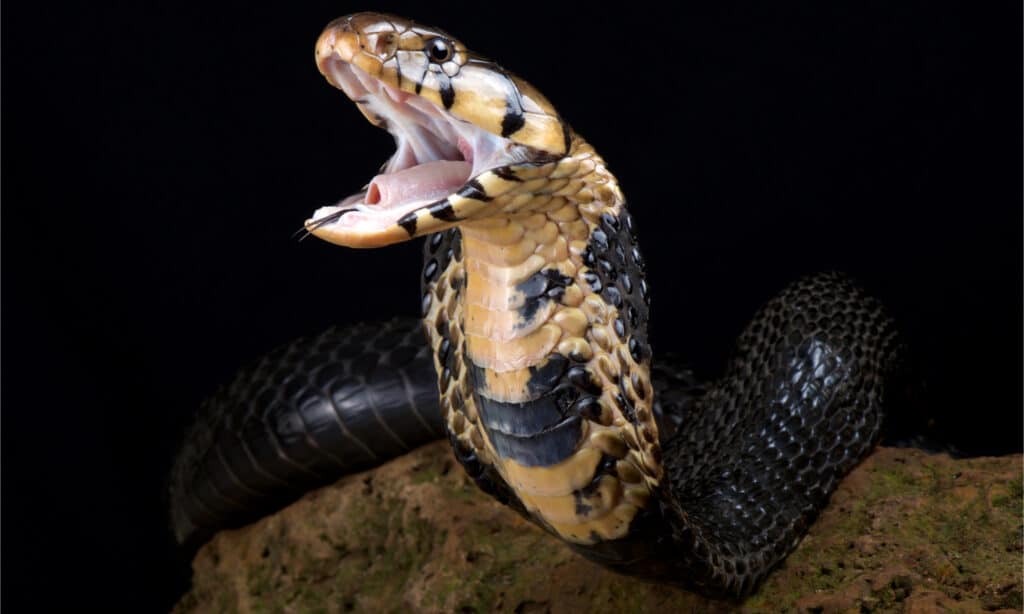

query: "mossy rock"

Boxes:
[176, 443, 1023, 613]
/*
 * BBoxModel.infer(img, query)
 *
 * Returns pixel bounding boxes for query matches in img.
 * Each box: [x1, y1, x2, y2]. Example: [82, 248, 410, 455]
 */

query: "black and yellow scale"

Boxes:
[170, 13, 902, 597]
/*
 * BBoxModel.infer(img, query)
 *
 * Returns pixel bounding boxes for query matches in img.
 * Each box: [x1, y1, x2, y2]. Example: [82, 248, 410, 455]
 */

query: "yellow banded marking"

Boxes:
[474, 367, 535, 403]
[465, 323, 561, 372]
[464, 276, 521, 310]
[548, 503, 639, 543]
[517, 475, 622, 525]
[557, 337, 593, 361]
[460, 219, 525, 246]
[548, 203, 582, 223]
[529, 221, 559, 246]
[552, 307, 589, 338]
[461, 233, 536, 266]
[464, 301, 556, 341]
[535, 235, 569, 262]
[477, 167, 526, 195]
[500, 445, 600, 497]
[465, 253, 546, 286]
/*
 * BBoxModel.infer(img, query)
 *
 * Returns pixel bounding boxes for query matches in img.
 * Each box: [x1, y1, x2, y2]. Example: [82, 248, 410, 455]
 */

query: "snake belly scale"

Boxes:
[169, 13, 902, 597]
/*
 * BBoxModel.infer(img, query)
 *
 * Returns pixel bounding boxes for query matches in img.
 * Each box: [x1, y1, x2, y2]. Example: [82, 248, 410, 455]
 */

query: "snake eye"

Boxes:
[426, 38, 453, 63]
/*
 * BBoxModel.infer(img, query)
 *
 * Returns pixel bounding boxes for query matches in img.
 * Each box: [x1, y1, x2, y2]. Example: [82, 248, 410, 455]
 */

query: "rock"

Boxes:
[175, 444, 1023, 613]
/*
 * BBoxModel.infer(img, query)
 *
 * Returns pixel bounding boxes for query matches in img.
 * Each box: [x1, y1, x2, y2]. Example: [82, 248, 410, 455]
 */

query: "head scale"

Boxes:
[316, 13, 569, 155]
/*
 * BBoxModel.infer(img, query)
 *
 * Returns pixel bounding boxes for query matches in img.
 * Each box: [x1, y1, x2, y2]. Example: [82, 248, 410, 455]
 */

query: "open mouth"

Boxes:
[306, 58, 531, 246]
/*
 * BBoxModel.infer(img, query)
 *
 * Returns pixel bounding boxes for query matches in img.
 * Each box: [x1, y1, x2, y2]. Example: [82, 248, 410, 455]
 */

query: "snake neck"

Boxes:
[421, 138, 664, 545]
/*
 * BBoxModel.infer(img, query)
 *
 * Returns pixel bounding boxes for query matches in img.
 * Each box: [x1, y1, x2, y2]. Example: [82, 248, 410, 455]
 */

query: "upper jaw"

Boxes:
[305, 52, 529, 248]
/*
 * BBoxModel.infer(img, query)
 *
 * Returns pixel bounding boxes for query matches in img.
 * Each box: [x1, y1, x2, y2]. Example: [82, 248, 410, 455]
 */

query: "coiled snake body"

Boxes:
[170, 13, 901, 597]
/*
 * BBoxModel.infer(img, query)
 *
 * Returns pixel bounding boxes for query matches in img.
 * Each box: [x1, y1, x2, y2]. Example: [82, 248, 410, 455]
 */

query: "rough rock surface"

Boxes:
[175, 443, 1022, 613]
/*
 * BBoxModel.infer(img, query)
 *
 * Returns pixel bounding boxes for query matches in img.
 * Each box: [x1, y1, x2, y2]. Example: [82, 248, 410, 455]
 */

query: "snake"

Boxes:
[169, 12, 902, 597]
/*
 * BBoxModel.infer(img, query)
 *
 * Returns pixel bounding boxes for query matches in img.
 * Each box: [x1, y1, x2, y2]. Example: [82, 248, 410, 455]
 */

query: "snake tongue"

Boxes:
[366, 160, 471, 209]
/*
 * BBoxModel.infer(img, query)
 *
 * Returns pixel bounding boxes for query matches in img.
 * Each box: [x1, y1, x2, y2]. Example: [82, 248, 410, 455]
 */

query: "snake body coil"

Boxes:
[170, 13, 901, 597]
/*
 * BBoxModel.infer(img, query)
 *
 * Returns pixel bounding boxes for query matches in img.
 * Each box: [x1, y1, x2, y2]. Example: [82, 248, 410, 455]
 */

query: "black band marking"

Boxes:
[526, 354, 569, 397]
[476, 393, 566, 437]
[469, 353, 568, 405]
[397, 211, 418, 236]
[493, 166, 522, 182]
[515, 268, 572, 324]
[456, 179, 492, 202]
[501, 109, 525, 137]
[487, 415, 582, 467]
[582, 207, 651, 367]
[427, 199, 459, 222]
[439, 75, 455, 109]
[415, 60, 429, 95]
[500, 90, 526, 137]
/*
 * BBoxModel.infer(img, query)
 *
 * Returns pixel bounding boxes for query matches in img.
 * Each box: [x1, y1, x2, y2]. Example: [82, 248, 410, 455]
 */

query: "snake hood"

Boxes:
[308, 13, 572, 247]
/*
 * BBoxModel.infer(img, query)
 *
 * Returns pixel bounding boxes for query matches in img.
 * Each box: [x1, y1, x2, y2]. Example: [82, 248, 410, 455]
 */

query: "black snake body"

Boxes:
[169, 13, 902, 597]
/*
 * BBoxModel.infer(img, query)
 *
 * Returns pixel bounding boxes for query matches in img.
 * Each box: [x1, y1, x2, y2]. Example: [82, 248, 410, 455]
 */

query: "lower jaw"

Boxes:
[308, 160, 473, 247]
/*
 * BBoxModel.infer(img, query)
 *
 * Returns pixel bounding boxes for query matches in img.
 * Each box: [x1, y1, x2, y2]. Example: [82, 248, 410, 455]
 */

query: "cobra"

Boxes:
[170, 13, 902, 597]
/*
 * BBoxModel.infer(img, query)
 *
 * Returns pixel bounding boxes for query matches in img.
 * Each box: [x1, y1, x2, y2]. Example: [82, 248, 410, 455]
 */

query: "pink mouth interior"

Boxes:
[307, 58, 485, 233]
[308, 54, 517, 236]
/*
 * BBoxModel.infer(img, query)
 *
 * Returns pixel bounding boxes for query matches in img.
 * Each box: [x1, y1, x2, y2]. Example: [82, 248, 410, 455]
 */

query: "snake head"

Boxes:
[306, 13, 572, 247]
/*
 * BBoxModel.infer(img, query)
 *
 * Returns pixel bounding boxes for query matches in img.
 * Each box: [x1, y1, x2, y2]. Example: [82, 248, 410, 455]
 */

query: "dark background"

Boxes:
[4, 1, 1020, 610]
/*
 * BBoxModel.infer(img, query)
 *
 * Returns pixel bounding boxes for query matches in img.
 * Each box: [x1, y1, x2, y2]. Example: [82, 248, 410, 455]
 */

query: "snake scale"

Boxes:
[169, 13, 902, 597]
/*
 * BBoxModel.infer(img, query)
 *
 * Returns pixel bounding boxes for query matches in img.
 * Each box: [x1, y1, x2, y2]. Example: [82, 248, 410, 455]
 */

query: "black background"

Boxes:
[4, 1, 1020, 610]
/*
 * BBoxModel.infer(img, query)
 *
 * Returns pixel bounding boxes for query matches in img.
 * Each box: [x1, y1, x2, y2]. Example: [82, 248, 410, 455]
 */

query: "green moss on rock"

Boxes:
[176, 444, 1022, 614]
